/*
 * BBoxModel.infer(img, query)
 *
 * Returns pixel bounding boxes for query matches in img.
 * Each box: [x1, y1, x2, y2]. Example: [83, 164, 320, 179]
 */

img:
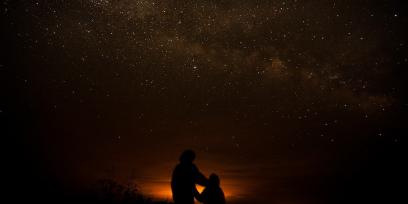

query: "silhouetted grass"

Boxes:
[71, 178, 173, 204]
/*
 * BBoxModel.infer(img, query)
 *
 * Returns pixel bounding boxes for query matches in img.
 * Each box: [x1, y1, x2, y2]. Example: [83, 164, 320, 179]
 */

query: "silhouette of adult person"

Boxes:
[171, 150, 208, 204]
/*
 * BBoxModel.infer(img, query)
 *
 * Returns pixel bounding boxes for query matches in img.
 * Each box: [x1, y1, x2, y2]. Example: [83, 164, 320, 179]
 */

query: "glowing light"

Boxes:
[136, 177, 241, 202]
[136, 178, 173, 201]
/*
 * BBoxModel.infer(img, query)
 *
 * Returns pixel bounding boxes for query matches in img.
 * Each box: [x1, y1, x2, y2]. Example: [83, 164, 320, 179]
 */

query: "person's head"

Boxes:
[179, 149, 196, 164]
[209, 173, 220, 187]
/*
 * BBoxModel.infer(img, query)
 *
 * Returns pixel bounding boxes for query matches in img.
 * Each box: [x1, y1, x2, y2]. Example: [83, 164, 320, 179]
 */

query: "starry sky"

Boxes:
[2, 0, 407, 204]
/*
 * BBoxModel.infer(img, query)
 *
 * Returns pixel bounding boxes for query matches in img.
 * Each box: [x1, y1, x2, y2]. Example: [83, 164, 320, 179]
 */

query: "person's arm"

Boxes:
[196, 171, 208, 186]
[192, 164, 208, 186]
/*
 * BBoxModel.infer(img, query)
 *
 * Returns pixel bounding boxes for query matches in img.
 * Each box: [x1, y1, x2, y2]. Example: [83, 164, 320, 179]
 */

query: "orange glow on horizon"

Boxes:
[137, 179, 173, 201]
[137, 178, 240, 202]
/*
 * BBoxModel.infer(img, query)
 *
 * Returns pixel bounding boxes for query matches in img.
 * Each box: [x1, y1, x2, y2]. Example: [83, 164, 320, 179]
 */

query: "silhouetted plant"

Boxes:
[84, 178, 173, 204]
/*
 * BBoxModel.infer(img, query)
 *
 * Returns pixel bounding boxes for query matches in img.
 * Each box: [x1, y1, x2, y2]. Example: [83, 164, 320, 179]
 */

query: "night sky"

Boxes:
[2, 0, 407, 204]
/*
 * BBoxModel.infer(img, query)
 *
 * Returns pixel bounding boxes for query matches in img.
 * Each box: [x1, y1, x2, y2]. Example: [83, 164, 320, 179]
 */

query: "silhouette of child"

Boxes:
[198, 173, 226, 204]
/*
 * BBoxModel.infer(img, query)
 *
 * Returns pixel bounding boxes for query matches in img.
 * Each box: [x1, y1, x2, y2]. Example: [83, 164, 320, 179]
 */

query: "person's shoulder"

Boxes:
[187, 163, 198, 171]
[174, 163, 181, 169]
[217, 187, 225, 194]
[173, 163, 184, 172]
[174, 163, 194, 171]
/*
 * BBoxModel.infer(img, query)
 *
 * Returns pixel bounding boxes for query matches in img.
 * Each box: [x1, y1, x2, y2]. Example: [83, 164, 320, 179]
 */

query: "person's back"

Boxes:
[171, 162, 199, 203]
[199, 174, 226, 204]
[171, 150, 207, 204]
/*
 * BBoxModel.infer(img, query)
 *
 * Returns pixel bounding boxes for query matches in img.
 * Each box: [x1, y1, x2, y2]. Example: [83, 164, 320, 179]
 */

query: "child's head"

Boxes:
[209, 173, 220, 187]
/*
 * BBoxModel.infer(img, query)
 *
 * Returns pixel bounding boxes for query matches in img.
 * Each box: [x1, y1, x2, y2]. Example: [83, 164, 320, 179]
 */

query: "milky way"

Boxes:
[2, 1, 407, 204]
